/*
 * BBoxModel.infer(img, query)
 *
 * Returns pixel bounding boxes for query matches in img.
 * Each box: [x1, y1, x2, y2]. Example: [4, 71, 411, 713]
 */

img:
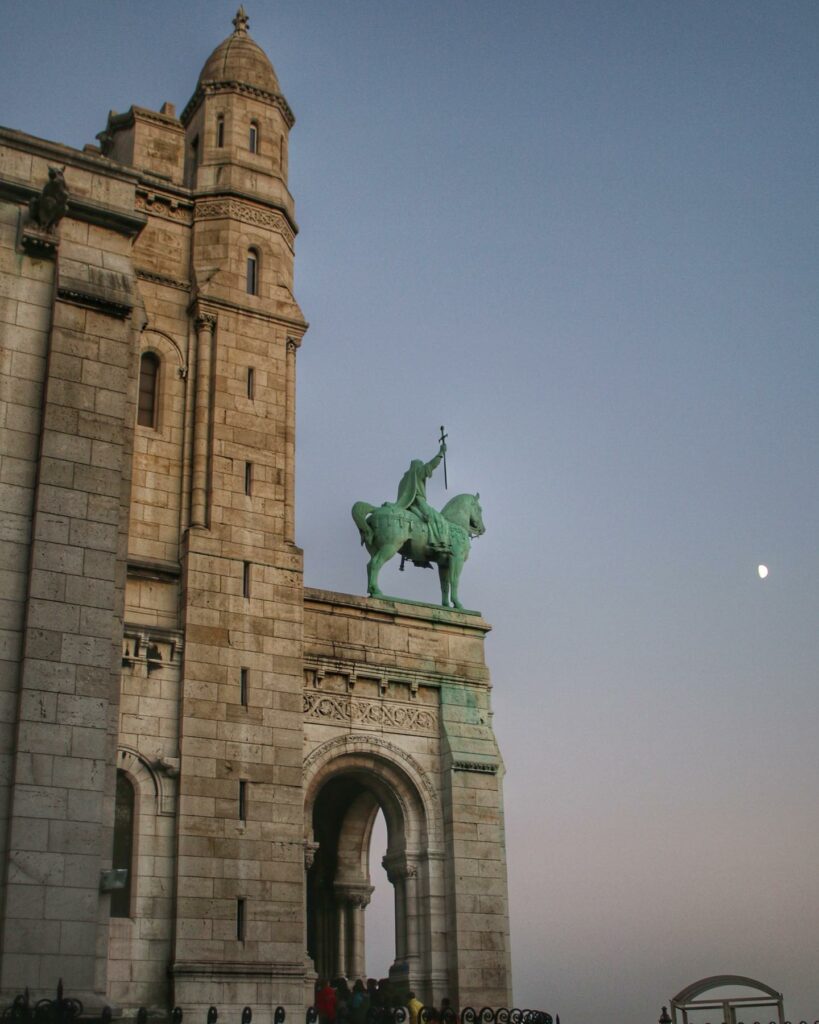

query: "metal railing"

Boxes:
[1, 985, 554, 1024]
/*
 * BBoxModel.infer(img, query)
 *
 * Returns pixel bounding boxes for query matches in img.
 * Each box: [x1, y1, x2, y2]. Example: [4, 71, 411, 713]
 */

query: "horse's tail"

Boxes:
[351, 501, 377, 549]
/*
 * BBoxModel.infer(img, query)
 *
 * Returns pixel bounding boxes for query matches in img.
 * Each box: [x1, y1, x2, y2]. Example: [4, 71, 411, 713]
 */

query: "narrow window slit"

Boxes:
[246, 250, 258, 295]
[138, 352, 159, 428]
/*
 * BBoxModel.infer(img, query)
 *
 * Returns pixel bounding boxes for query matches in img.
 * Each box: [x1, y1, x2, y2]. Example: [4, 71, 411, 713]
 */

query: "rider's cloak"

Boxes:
[394, 458, 450, 551]
[395, 459, 431, 509]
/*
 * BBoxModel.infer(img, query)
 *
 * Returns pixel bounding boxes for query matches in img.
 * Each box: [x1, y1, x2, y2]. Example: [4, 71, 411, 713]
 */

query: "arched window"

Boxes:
[246, 249, 259, 295]
[111, 770, 135, 918]
[216, 115, 225, 148]
[137, 352, 160, 428]
[249, 121, 259, 154]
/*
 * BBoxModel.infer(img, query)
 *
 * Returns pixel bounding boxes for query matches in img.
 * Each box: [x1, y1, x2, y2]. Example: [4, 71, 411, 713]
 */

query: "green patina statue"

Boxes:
[351, 441, 485, 609]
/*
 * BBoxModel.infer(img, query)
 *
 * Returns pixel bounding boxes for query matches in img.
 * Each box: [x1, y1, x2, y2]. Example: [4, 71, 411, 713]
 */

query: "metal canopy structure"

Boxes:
[670, 975, 784, 1024]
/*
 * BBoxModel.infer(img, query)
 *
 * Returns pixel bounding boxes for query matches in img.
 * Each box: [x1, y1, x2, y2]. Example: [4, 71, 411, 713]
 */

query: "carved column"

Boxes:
[402, 860, 420, 966]
[348, 889, 373, 980]
[383, 855, 407, 963]
[335, 896, 347, 979]
[304, 841, 319, 964]
[191, 312, 216, 527]
[334, 882, 373, 980]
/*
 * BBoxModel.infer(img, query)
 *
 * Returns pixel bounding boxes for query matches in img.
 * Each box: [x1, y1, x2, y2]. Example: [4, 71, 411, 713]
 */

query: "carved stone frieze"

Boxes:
[451, 759, 498, 774]
[303, 689, 438, 735]
[135, 191, 193, 224]
[194, 198, 295, 249]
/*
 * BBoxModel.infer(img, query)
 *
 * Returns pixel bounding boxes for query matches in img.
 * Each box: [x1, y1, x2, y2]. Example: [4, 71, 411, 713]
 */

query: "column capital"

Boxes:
[194, 311, 217, 333]
[304, 840, 320, 870]
[333, 881, 374, 908]
[382, 853, 417, 884]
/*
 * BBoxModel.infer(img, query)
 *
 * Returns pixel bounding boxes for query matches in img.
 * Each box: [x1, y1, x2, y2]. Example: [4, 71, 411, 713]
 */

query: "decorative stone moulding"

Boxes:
[194, 197, 296, 249]
[136, 190, 193, 224]
[122, 627, 184, 669]
[135, 267, 191, 291]
[451, 759, 499, 774]
[17, 213, 60, 258]
[303, 689, 438, 735]
[180, 81, 295, 128]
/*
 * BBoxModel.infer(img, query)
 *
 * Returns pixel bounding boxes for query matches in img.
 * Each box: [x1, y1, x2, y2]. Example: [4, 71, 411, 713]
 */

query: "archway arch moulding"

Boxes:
[303, 733, 443, 846]
[303, 734, 446, 1000]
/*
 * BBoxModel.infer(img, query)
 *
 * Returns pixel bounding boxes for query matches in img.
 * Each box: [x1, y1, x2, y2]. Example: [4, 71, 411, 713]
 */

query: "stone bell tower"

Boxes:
[169, 6, 309, 1011]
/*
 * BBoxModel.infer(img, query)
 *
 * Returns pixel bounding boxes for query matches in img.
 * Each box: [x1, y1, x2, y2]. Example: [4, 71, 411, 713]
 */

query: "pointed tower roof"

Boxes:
[197, 6, 281, 94]
[182, 7, 294, 127]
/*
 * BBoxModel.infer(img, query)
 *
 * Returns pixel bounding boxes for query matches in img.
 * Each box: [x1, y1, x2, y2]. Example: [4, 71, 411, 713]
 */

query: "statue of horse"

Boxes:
[351, 492, 485, 610]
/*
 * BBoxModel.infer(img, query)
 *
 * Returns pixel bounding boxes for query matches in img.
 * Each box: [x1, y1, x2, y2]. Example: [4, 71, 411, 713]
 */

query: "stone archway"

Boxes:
[303, 736, 444, 1000]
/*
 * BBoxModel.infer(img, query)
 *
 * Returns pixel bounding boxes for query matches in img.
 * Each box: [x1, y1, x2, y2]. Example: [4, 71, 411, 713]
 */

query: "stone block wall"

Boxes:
[0, 130, 145, 1002]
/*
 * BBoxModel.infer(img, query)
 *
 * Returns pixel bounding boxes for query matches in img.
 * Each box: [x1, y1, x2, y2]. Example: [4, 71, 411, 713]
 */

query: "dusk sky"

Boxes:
[1, 2, 817, 1021]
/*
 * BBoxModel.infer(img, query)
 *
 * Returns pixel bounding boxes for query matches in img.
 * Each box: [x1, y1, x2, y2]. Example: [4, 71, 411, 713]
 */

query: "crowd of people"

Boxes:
[314, 978, 458, 1024]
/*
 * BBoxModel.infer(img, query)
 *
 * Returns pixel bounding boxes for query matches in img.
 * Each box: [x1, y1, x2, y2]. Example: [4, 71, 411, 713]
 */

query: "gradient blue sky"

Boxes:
[2, 3, 817, 1021]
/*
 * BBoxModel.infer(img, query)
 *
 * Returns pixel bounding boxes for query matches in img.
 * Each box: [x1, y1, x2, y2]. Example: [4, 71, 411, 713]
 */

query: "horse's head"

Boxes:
[468, 492, 485, 538]
[441, 492, 486, 538]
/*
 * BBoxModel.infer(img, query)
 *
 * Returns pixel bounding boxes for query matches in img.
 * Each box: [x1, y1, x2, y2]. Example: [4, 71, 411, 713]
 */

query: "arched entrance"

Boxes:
[303, 737, 444, 1000]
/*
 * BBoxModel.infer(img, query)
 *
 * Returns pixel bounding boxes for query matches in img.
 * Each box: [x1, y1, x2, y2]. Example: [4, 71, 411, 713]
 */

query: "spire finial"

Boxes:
[232, 6, 249, 35]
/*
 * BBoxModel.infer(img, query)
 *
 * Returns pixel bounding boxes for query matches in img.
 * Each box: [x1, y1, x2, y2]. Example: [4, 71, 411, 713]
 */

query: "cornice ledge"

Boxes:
[170, 960, 305, 978]
[189, 293, 307, 331]
[135, 267, 191, 292]
[451, 759, 499, 775]
[181, 82, 295, 129]
[0, 126, 143, 183]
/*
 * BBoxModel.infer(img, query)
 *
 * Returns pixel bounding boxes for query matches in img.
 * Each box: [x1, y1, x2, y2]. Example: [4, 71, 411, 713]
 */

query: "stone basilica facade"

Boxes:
[0, 11, 511, 1016]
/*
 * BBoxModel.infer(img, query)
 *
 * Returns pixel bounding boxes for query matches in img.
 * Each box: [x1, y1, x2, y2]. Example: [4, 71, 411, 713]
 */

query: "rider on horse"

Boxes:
[393, 442, 450, 554]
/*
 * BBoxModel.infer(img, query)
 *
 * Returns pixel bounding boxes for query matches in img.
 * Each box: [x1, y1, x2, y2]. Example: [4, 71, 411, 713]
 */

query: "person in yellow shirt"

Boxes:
[407, 992, 424, 1024]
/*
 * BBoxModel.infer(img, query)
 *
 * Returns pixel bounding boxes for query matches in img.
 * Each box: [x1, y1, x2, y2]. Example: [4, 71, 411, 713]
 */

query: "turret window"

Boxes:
[249, 121, 259, 154]
[216, 115, 225, 148]
[137, 352, 160, 428]
[246, 249, 259, 295]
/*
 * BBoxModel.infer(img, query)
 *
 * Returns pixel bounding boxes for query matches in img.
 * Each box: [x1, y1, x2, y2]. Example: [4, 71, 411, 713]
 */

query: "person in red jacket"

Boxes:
[316, 979, 337, 1024]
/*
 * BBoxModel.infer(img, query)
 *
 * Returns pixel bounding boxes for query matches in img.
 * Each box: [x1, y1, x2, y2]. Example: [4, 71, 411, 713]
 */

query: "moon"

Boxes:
[758, 564, 769, 579]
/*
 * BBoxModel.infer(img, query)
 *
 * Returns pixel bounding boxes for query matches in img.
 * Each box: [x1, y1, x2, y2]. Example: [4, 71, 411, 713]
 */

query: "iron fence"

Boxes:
[1, 985, 554, 1024]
